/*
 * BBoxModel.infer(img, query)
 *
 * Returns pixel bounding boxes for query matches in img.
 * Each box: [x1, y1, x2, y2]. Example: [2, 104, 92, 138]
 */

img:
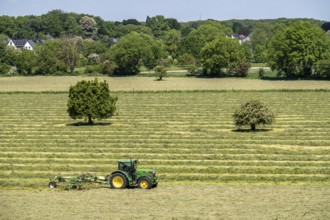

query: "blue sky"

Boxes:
[0, 0, 328, 22]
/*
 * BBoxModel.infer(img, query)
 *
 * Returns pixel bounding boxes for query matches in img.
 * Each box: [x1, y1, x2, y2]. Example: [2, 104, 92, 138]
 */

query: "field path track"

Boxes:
[1, 76, 330, 92]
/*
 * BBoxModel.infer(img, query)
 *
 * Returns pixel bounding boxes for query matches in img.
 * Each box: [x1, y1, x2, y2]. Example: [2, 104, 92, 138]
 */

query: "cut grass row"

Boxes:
[0, 91, 329, 188]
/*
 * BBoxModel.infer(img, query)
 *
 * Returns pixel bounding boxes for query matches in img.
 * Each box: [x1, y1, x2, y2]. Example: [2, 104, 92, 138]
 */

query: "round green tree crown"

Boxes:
[67, 78, 117, 124]
[233, 100, 275, 130]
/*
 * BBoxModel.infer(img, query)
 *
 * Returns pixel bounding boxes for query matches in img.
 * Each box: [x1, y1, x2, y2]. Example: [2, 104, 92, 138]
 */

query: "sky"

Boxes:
[0, 0, 329, 22]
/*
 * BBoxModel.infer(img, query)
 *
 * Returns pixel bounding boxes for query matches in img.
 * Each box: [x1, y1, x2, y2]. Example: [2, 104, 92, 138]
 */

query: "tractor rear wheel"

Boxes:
[138, 177, 152, 189]
[110, 173, 128, 189]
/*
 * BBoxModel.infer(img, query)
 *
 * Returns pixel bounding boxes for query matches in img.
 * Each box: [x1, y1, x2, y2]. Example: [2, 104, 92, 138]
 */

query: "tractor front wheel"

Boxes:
[48, 182, 57, 188]
[138, 177, 152, 189]
[110, 173, 128, 189]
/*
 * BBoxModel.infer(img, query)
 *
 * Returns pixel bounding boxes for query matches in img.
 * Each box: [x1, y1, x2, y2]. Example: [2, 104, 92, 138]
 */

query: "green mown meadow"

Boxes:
[0, 90, 329, 189]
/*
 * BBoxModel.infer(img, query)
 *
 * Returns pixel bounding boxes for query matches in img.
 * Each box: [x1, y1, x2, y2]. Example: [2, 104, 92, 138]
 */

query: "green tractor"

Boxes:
[48, 159, 158, 190]
[110, 159, 158, 189]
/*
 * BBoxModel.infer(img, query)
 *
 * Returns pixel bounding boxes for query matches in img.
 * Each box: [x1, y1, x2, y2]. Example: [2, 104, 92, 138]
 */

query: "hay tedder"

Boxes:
[48, 159, 158, 190]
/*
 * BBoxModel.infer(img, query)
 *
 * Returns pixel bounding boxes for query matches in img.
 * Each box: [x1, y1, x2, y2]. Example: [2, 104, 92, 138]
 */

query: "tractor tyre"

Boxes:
[110, 173, 128, 189]
[48, 182, 57, 188]
[138, 177, 152, 189]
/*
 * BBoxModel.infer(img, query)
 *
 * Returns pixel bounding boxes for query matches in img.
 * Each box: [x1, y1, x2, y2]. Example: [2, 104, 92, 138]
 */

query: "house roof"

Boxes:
[12, 39, 30, 48]
[7, 39, 44, 48]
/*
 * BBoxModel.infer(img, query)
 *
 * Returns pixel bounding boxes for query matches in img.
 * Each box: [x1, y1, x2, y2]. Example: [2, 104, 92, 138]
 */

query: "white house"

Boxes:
[231, 34, 250, 44]
[6, 39, 40, 50]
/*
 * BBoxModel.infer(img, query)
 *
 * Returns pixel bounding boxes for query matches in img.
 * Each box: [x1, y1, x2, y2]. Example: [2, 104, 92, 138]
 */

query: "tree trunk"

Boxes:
[70, 65, 75, 74]
[251, 124, 256, 131]
[88, 116, 93, 125]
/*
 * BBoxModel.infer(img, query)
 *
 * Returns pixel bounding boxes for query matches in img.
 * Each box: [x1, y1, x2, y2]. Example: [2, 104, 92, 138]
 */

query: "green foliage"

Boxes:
[59, 37, 83, 73]
[179, 21, 232, 61]
[0, 16, 16, 37]
[15, 50, 36, 74]
[164, 29, 181, 59]
[87, 53, 100, 65]
[233, 100, 275, 130]
[84, 65, 101, 74]
[34, 41, 63, 74]
[67, 78, 117, 124]
[100, 60, 114, 75]
[41, 10, 65, 38]
[110, 32, 166, 75]
[268, 22, 330, 78]
[80, 16, 98, 38]
[241, 42, 252, 62]
[258, 68, 265, 78]
[178, 53, 196, 66]
[146, 15, 170, 38]
[232, 60, 251, 77]
[82, 40, 108, 57]
[314, 59, 330, 78]
[201, 37, 246, 76]
[63, 15, 81, 36]
[35, 39, 79, 74]
[253, 45, 268, 63]
[250, 22, 285, 63]
[122, 19, 141, 26]
[0, 41, 10, 74]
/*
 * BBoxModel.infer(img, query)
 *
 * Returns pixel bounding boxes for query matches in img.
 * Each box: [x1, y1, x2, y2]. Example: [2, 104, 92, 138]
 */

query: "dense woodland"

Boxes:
[0, 9, 329, 78]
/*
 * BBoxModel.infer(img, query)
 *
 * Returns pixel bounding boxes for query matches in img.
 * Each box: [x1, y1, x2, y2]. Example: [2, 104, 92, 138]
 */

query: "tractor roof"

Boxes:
[118, 159, 137, 163]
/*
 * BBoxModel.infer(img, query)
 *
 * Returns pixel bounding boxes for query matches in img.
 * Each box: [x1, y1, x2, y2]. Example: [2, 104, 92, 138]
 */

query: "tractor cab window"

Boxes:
[133, 161, 137, 170]
[118, 162, 126, 170]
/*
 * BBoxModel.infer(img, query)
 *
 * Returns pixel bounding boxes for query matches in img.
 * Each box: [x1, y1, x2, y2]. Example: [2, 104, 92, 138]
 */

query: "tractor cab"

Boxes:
[118, 159, 137, 173]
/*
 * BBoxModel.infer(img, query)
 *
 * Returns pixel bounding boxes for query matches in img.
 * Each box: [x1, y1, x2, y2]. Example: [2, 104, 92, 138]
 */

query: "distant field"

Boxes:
[0, 91, 329, 189]
[1, 76, 330, 92]
[1, 185, 329, 219]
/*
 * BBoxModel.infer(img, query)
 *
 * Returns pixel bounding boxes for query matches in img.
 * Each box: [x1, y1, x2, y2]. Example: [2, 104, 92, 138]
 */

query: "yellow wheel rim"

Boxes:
[112, 176, 124, 188]
[140, 179, 149, 189]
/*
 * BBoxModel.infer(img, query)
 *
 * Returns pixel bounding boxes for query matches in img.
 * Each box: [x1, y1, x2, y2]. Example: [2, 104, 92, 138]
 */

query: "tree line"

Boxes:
[0, 9, 329, 78]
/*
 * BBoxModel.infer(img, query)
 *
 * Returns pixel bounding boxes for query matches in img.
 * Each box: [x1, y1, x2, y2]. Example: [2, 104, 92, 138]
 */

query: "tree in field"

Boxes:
[200, 37, 246, 76]
[233, 100, 275, 131]
[154, 65, 167, 80]
[268, 22, 330, 78]
[67, 78, 117, 125]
